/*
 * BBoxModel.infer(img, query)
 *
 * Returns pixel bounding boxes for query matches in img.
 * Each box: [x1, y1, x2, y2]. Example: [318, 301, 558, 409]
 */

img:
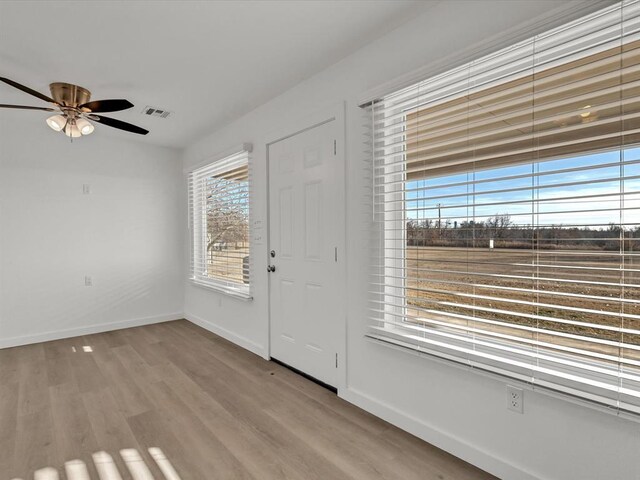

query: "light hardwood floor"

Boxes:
[0, 320, 496, 480]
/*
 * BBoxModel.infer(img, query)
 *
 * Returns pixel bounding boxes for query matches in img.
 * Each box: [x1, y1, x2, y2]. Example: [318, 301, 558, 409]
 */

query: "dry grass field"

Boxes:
[405, 246, 640, 364]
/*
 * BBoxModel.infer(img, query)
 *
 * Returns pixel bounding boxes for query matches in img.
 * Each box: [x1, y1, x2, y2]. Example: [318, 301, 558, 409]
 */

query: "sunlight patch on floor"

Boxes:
[21, 448, 181, 480]
[121, 448, 155, 480]
[92, 451, 123, 480]
[148, 448, 182, 480]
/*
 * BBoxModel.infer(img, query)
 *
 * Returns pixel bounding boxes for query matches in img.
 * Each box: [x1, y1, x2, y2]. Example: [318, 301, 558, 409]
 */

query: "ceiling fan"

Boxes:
[0, 77, 149, 138]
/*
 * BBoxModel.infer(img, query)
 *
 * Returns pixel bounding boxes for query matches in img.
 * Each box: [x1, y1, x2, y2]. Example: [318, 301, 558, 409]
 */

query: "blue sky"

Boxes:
[405, 147, 640, 228]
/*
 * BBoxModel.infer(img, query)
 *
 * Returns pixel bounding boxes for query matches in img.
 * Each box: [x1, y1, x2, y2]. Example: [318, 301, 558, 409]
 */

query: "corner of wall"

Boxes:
[184, 311, 268, 360]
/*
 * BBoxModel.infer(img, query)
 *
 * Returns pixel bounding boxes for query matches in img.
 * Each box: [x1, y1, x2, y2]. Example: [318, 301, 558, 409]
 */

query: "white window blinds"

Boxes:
[366, 0, 640, 415]
[188, 148, 252, 298]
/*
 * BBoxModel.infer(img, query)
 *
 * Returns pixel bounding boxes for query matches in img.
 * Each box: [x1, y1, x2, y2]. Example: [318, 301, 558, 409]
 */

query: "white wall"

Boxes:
[182, 1, 640, 479]
[0, 115, 184, 347]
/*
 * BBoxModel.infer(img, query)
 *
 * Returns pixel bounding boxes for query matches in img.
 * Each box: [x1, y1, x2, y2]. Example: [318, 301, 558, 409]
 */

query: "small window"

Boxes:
[188, 148, 251, 298]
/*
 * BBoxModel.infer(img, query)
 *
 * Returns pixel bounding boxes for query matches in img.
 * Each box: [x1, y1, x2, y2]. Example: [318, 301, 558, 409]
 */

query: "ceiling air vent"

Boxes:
[142, 106, 171, 118]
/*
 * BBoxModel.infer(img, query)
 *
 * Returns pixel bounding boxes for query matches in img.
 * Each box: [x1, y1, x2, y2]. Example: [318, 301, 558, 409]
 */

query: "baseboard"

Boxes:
[0, 313, 183, 349]
[184, 311, 267, 359]
[340, 386, 540, 480]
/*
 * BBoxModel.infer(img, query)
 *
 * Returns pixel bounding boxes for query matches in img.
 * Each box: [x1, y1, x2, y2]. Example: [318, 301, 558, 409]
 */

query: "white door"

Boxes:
[268, 120, 342, 387]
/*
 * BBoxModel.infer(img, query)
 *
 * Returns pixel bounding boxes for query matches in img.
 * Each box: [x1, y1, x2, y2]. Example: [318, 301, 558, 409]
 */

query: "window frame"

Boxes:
[187, 145, 253, 300]
[366, 0, 640, 417]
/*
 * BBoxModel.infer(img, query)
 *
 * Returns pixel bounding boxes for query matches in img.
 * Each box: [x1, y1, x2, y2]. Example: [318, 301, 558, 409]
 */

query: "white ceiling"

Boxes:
[0, 0, 431, 149]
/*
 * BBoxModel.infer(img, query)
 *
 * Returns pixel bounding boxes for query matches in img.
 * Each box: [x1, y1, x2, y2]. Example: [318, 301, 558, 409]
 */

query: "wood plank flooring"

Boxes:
[0, 320, 496, 480]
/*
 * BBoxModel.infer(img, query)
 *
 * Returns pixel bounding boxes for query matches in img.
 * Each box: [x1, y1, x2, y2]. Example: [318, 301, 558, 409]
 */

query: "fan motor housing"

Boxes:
[49, 82, 91, 107]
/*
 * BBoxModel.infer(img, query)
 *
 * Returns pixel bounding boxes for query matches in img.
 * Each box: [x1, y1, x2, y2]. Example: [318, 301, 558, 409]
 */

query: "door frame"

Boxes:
[264, 101, 347, 393]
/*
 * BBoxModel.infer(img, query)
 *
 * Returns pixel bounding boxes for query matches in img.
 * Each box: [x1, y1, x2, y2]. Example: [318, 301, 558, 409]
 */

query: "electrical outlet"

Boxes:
[84, 276, 92, 287]
[507, 385, 524, 413]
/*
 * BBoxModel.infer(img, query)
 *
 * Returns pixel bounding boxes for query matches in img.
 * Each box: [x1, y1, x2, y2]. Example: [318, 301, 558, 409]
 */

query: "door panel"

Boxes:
[268, 120, 340, 387]
[304, 181, 322, 260]
[279, 278, 296, 342]
[279, 187, 294, 258]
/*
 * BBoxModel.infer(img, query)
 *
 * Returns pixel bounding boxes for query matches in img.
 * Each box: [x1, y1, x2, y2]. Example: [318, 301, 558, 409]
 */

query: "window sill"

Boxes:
[189, 279, 253, 301]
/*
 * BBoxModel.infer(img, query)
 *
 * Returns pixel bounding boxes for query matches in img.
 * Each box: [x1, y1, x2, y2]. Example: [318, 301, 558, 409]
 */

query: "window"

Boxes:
[188, 148, 252, 298]
[366, 1, 640, 415]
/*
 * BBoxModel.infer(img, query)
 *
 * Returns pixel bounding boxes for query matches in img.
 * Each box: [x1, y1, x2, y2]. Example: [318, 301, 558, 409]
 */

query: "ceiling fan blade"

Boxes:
[90, 115, 149, 135]
[0, 103, 56, 111]
[0, 77, 56, 104]
[79, 99, 134, 113]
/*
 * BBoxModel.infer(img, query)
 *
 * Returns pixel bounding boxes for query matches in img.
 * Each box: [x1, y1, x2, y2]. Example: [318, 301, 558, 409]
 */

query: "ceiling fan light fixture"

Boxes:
[63, 122, 82, 138]
[45, 114, 66, 132]
[75, 117, 94, 135]
[2, 78, 148, 137]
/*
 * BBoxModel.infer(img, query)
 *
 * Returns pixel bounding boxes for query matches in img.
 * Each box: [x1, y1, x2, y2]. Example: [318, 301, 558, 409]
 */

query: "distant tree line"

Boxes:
[406, 214, 640, 250]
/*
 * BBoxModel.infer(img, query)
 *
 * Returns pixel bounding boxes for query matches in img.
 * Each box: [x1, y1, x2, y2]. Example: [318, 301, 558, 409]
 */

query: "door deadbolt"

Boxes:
[270, 250, 276, 258]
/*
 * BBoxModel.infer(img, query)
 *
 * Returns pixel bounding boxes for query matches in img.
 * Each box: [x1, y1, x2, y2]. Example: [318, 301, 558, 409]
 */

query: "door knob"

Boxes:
[267, 265, 276, 273]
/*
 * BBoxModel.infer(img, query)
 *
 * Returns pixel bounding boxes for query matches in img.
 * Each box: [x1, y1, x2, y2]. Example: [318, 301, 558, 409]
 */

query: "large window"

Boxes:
[188, 148, 251, 298]
[367, 1, 640, 414]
